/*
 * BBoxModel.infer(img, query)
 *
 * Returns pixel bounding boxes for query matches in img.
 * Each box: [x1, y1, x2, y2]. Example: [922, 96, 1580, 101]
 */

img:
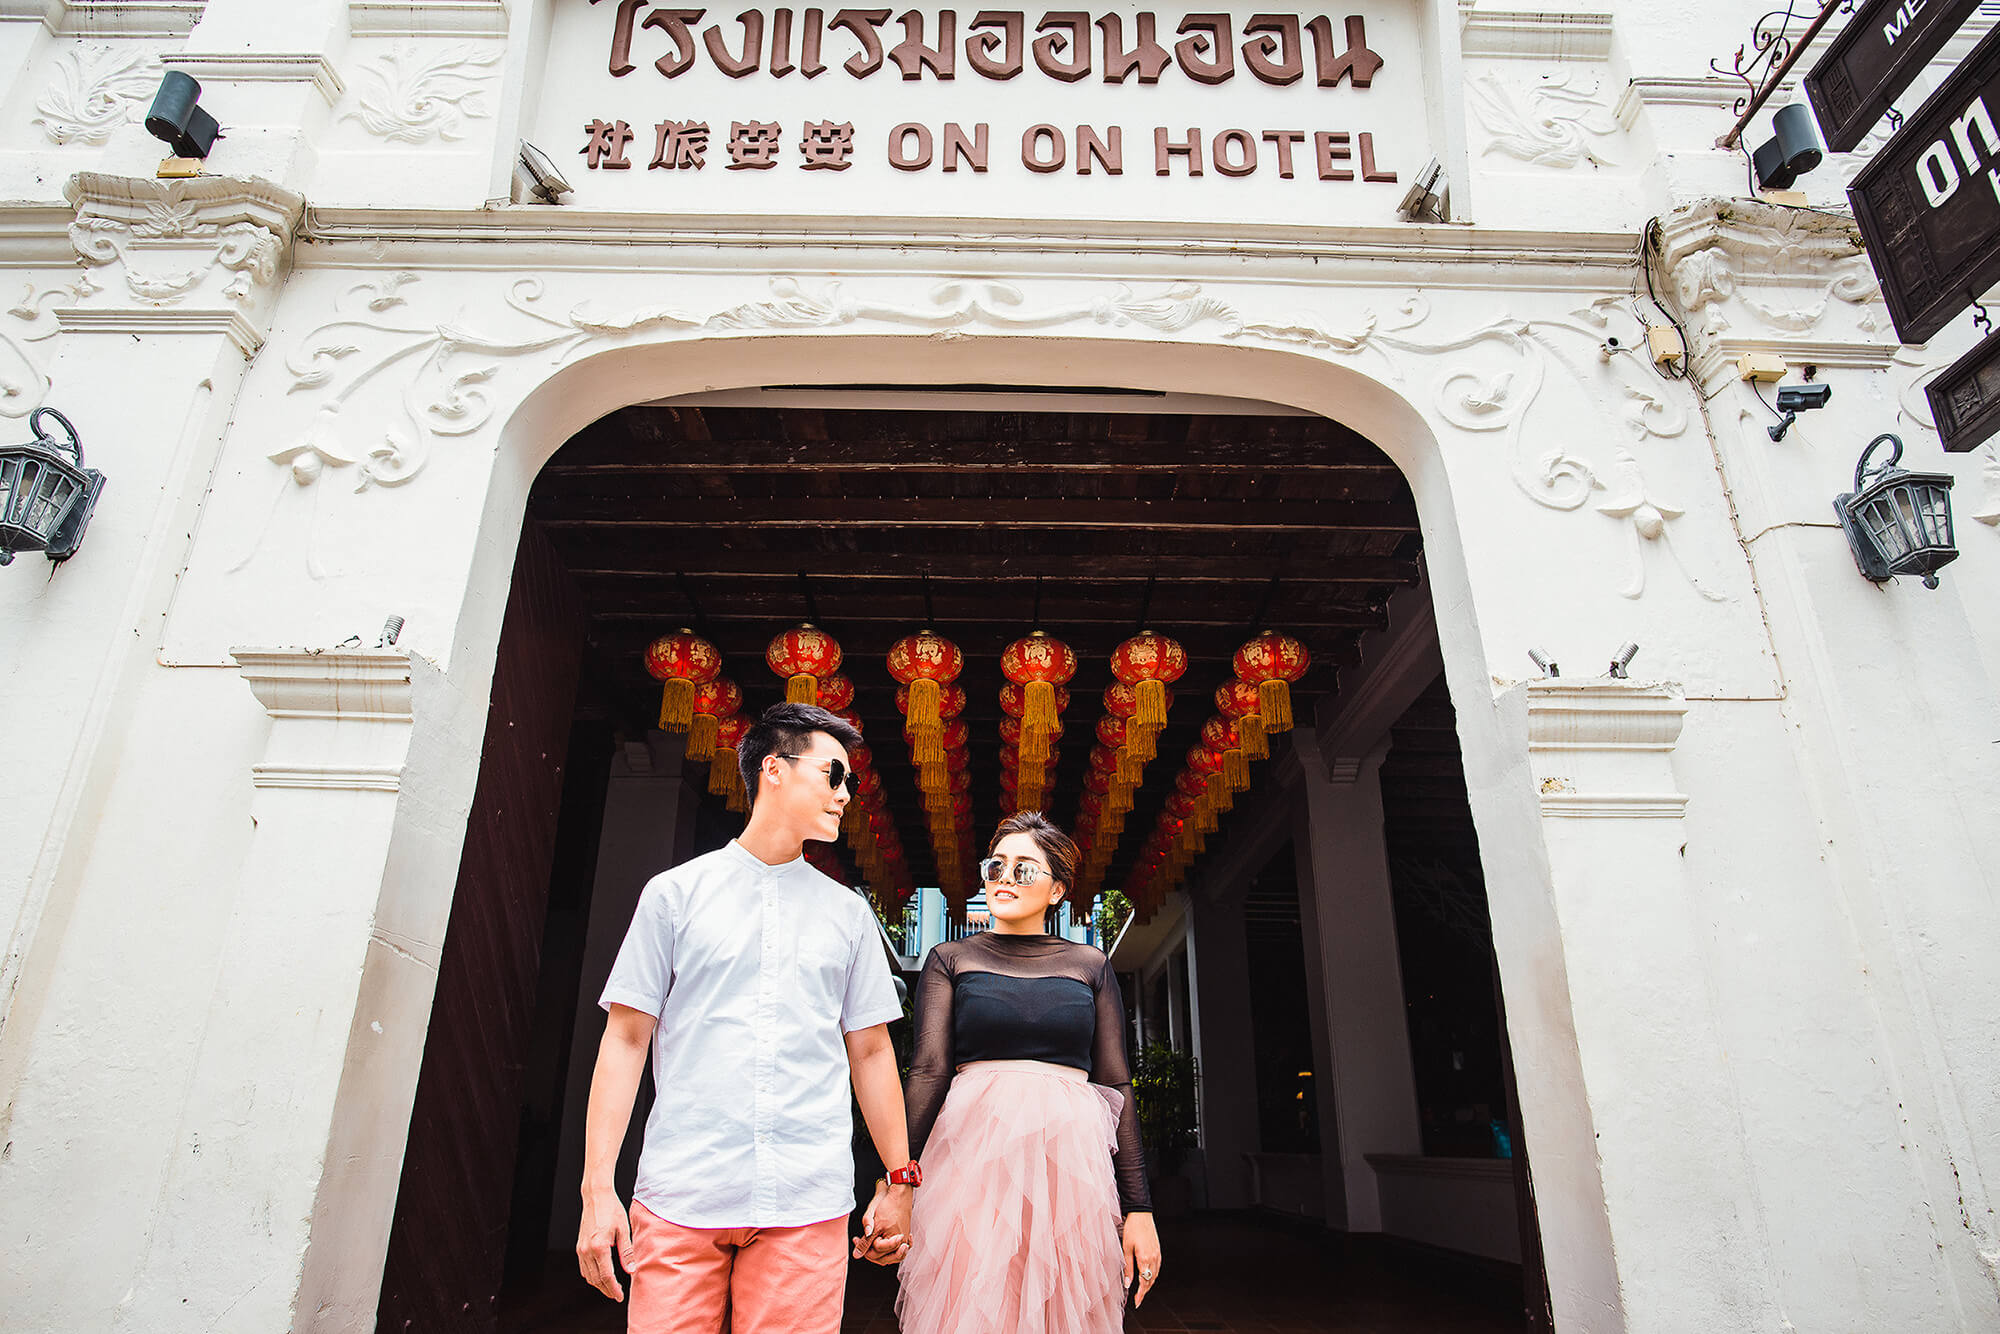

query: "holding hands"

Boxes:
[853, 1179, 914, 1266]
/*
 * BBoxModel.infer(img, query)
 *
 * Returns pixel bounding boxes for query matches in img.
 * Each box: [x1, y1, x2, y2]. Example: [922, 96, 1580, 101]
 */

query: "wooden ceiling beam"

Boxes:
[561, 555, 1422, 584]
[536, 497, 1419, 532]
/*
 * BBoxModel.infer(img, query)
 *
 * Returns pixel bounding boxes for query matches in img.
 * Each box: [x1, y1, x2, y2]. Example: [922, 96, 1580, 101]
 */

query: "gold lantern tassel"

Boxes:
[1224, 747, 1249, 793]
[687, 713, 719, 762]
[1116, 747, 1142, 786]
[659, 678, 696, 731]
[914, 727, 943, 767]
[787, 674, 819, 705]
[1258, 678, 1294, 732]
[726, 769, 747, 814]
[1208, 772, 1234, 815]
[907, 677, 942, 746]
[709, 749, 737, 796]
[1240, 712, 1269, 761]
[1134, 678, 1167, 732]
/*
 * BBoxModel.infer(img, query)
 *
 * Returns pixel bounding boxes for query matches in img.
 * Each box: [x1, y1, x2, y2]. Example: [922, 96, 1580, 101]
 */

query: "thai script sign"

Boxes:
[541, 1, 1426, 225]
[1849, 21, 2000, 343]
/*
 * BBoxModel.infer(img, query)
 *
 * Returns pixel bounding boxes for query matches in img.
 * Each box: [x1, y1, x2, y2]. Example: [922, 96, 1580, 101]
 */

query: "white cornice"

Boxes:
[0, 0, 202, 36]
[66, 172, 308, 239]
[348, 0, 511, 37]
[1460, 4, 1615, 60]
[1525, 680, 1689, 820]
[232, 649, 417, 723]
[161, 53, 347, 107]
[55, 306, 265, 356]
[297, 206, 1647, 281]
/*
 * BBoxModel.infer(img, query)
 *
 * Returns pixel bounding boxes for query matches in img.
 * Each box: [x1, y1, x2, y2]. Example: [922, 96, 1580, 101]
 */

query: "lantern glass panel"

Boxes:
[0, 455, 18, 526]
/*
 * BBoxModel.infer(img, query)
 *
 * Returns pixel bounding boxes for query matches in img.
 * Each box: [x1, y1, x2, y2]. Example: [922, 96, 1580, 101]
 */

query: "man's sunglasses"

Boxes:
[777, 753, 857, 795]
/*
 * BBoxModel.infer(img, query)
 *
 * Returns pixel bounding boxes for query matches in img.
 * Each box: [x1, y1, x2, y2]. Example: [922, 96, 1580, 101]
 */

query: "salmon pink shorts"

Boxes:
[627, 1200, 848, 1334]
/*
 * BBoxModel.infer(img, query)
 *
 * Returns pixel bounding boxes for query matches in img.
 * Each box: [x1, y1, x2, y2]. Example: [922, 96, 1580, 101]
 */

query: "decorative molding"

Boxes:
[161, 52, 347, 107]
[1, 274, 90, 418]
[263, 273, 1718, 601]
[1460, 5, 1615, 60]
[233, 649, 418, 795]
[1651, 198, 1890, 390]
[1468, 70, 1621, 168]
[340, 42, 501, 143]
[1615, 77, 1795, 126]
[348, 0, 512, 37]
[60, 174, 304, 340]
[0, 1, 203, 37]
[33, 44, 162, 145]
[233, 648, 417, 723]
[1327, 756, 1364, 783]
[53, 305, 265, 356]
[1974, 445, 2000, 527]
[1525, 681, 1688, 820]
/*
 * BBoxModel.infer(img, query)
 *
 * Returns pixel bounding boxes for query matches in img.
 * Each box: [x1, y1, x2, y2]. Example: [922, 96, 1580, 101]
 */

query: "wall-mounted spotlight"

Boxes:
[1397, 158, 1449, 223]
[1608, 643, 1639, 679]
[1834, 433, 1957, 589]
[144, 70, 220, 159]
[0, 408, 106, 567]
[1527, 649, 1559, 678]
[516, 141, 573, 204]
[1767, 381, 1832, 441]
[1753, 104, 1822, 193]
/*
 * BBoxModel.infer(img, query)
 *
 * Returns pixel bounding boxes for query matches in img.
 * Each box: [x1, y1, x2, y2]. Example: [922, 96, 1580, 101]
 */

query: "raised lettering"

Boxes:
[830, 8, 891, 76]
[1920, 138, 1961, 205]
[1242, 15, 1304, 85]
[1176, 13, 1235, 84]
[891, 8, 956, 77]
[1314, 129, 1352, 180]
[642, 8, 708, 76]
[1263, 128, 1304, 177]
[1099, 14, 1172, 82]
[1214, 127, 1258, 175]
[598, 0, 650, 77]
[966, 10, 1025, 78]
[1950, 96, 1998, 173]
[1307, 14, 1382, 88]
[1033, 11, 1092, 80]
[1023, 122, 1067, 171]
[704, 10, 765, 76]
[889, 121, 935, 168]
[1077, 123, 1123, 172]
[943, 120, 990, 170]
[1156, 125, 1204, 175]
[771, 8, 796, 75]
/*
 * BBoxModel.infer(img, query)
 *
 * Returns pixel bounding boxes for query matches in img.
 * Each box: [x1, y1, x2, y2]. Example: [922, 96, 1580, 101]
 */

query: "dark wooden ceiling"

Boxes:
[527, 403, 1424, 897]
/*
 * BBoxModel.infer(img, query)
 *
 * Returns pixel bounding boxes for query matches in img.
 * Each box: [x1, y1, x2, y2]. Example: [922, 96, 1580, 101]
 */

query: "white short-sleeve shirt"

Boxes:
[600, 840, 904, 1229]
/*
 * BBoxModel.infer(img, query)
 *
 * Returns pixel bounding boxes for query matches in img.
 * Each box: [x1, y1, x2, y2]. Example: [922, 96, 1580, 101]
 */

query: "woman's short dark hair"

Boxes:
[738, 702, 862, 810]
[988, 810, 1080, 898]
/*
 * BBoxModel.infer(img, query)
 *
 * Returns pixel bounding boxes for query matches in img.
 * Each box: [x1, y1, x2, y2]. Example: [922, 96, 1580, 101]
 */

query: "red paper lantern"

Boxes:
[1202, 715, 1251, 793]
[767, 624, 843, 705]
[1000, 681, 1070, 719]
[686, 677, 743, 761]
[708, 713, 752, 810]
[1001, 631, 1077, 767]
[817, 673, 856, 712]
[644, 628, 721, 732]
[1215, 677, 1271, 760]
[1110, 632, 1186, 759]
[1232, 631, 1309, 733]
[889, 630, 964, 761]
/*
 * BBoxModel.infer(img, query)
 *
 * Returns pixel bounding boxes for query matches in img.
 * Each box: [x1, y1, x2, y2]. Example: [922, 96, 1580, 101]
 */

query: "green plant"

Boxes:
[1094, 889, 1133, 945]
[1131, 1040, 1199, 1175]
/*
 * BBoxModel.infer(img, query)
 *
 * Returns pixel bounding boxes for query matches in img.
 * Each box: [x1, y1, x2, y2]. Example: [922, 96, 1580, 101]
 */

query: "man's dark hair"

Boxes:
[738, 702, 863, 811]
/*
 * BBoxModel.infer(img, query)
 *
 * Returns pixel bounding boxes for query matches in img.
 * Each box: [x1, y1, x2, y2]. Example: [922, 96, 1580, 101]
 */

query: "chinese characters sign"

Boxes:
[540, 1, 1427, 225]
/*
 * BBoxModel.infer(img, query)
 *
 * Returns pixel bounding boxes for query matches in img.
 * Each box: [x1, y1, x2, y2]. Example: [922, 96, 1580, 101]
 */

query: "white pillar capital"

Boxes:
[1524, 681, 1688, 819]
[232, 647, 420, 792]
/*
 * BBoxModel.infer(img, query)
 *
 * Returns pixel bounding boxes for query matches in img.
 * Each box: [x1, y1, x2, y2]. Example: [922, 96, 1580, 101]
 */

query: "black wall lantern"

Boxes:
[0, 408, 105, 567]
[145, 70, 220, 159]
[1834, 433, 1957, 588]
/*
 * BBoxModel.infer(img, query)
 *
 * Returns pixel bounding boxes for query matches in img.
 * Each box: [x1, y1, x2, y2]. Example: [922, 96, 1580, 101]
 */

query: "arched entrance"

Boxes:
[288, 332, 1618, 1334]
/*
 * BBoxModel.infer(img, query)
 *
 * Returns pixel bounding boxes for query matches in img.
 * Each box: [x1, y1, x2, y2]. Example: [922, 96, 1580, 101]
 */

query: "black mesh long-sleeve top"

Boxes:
[905, 930, 1152, 1213]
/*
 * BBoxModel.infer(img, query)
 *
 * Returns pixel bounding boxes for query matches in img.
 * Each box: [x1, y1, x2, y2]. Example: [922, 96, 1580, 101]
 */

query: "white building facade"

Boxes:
[2, 0, 1999, 1331]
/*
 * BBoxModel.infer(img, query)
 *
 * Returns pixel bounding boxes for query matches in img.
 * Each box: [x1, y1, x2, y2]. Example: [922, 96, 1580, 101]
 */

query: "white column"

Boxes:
[1187, 888, 1259, 1209]
[1291, 734, 1423, 1233]
[548, 732, 695, 1249]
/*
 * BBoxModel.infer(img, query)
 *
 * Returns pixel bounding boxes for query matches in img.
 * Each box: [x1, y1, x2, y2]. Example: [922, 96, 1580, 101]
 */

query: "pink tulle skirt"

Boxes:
[895, 1061, 1127, 1334]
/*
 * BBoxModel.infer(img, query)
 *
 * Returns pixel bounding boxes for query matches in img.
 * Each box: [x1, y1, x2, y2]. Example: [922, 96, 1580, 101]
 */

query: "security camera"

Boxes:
[1774, 384, 1832, 412]
[1768, 380, 1832, 441]
[145, 71, 220, 159]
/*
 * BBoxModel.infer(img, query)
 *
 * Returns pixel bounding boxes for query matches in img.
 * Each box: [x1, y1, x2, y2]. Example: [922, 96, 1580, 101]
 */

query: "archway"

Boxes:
[303, 333, 1615, 1334]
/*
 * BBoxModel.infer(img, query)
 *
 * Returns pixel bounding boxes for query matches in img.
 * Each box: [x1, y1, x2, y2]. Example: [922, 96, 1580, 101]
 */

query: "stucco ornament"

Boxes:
[269, 274, 1713, 599]
[342, 42, 502, 143]
[1974, 446, 2000, 527]
[1654, 200, 1887, 350]
[65, 177, 300, 311]
[34, 45, 162, 145]
[0, 278, 92, 419]
[1466, 70, 1620, 168]
[1595, 449, 1726, 600]
[279, 273, 701, 491]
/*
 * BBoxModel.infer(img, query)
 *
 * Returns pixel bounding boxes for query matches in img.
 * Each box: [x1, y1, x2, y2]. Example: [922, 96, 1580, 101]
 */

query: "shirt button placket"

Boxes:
[754, 876, 778, 1221]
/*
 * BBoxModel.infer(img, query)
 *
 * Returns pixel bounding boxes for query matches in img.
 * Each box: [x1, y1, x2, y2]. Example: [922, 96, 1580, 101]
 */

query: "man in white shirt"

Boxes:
[577, 703, 918, 1334]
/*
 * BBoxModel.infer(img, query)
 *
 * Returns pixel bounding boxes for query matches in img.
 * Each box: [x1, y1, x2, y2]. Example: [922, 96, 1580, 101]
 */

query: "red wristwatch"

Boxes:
[888, 1161, 923, 1187]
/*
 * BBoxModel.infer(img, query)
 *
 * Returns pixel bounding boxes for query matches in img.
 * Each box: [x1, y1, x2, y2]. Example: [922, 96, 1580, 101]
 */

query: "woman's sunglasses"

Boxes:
[777, 753, 857, 795]
[979, 856, 1049, 888]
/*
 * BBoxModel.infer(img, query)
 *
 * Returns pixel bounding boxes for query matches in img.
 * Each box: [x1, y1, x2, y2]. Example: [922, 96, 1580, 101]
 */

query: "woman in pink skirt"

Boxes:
[890, 811, 1162, 1334]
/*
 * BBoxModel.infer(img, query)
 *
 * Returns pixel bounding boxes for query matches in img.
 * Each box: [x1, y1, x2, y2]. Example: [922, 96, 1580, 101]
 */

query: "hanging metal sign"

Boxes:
[1924, 331, 2000, 451]
[1805, 0, 1983, 152]
[1848, 22, 2000, 344]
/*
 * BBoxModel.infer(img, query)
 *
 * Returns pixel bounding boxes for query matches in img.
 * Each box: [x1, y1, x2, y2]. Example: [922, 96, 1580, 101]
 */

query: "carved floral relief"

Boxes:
[34, 45, 163, 146]
[341, 42, 503, 144]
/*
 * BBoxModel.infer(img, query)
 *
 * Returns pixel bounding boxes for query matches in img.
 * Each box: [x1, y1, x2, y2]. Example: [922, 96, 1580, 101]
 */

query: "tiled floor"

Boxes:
[507, 1213, 1527, 1333]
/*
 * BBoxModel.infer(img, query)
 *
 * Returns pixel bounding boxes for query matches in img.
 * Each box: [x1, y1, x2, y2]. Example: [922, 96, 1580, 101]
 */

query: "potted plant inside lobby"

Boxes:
[1132, 1040, 1200, 1216]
